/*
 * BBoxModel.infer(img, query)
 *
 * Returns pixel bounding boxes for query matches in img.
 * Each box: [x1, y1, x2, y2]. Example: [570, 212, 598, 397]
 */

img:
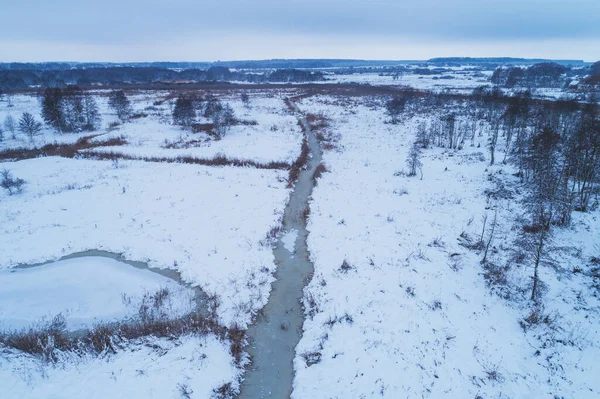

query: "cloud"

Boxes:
[1, 0, 598, 61]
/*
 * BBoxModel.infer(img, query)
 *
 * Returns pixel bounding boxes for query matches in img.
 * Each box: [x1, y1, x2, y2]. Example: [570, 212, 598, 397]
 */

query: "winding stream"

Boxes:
[238, 103, 322, 398]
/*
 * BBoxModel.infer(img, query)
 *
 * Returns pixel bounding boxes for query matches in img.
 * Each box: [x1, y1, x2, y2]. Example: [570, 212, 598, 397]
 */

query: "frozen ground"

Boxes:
[0, 256, 194, 331]
[0, 156, 289, 327]
[292, 95, 600, 398]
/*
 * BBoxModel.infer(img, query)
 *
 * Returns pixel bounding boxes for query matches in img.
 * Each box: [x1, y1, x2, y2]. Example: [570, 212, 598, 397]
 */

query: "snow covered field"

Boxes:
[324, 68, 493, 93]
[1, 334, 240, 399]
[2, 86, 598, 398]
[0, 90, 301, 398]
[92, 92, 303, 164]
[1, 90, 303, 165]
[0, 156, 289, 327]
[0, 256, 195, 331]
[292, 95, 600, 398]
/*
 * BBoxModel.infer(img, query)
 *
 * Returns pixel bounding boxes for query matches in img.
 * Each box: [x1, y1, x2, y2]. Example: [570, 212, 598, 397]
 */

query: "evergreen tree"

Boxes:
[41, 88, 65, 132]
[172, 96, 195, 127]
[18, 112, 43, 141]
[108, 90, 132, 121]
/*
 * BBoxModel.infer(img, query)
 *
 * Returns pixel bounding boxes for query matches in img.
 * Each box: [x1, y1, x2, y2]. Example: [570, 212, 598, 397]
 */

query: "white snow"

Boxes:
[281, 230, 298, 253]
[0, 256, 194, 331]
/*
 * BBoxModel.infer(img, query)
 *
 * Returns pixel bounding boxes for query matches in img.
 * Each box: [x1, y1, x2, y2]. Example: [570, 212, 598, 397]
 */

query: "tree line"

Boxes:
[0, 88, 133, 143]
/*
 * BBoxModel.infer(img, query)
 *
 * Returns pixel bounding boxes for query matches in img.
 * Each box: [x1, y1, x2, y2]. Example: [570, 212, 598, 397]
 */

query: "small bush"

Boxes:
[519, 305, 557, 332]
[288, 134, 309, 188]
[227, 324, 246, 364]
[1, 169, 26, 195]
[482, 262, 509, 288]
[312, 163, 327, 183]
[339, 260, 353, 273]
[301, 351, 322, 367]
[429, 299, 443, 311]
[130, 112, 148, 119]
[212, 382, 235, 399]
[178, 383, 193, 399]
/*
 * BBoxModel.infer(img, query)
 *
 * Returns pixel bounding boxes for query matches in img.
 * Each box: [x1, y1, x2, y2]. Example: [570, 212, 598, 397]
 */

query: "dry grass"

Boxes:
[0, 135, 127, 161]
[312, 163, 328, 183]
[287, 129, 310, 187]
[82, 151, 290, 170]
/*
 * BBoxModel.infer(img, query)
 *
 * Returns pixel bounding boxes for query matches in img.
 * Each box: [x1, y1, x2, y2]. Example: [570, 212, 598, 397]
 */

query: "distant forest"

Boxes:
[0, 66, 326, 89]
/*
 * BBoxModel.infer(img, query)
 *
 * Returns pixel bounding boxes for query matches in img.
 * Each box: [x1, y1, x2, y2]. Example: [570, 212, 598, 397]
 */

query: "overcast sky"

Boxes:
[1, 0, 598, 62]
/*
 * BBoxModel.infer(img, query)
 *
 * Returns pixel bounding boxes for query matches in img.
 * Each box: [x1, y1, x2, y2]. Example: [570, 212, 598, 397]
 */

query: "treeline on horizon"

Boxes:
[0, 66, 326, 89]
[0, 57, 590, 72]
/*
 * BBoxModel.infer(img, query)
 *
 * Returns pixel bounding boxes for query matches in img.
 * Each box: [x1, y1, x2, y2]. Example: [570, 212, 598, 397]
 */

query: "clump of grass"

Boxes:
[339, 260, 354, 273]
[288, 134, 309, 188]
[0, 135, 127, 161]
[312, 163, 328, 183]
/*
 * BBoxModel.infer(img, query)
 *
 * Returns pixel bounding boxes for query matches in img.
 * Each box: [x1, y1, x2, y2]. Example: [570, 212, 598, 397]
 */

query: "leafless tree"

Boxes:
[3, 115, 16, 139]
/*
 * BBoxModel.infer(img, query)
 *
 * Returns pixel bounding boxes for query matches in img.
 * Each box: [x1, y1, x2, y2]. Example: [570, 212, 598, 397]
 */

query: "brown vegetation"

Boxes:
[0, 135, 127, 161]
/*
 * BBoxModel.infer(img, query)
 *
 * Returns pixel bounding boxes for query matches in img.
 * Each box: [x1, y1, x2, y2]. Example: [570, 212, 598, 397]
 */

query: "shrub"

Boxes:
[227, 324, 246, 364]
[301, 351, 322, 367]
[288, 133, 309, 187]
[212, 383, 235, 399]
[312, 163, 327, 183]
[339, 260, 353, 273]
[1, 169, 26, 195]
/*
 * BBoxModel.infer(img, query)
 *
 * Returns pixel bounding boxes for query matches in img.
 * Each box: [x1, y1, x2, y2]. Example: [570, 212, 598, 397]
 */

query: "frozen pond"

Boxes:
[0, 255, 195, 331]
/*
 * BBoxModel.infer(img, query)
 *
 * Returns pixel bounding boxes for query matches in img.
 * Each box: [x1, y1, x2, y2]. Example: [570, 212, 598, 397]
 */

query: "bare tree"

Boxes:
[386, 97, 406, 124]
[482, 210, 498, 264]
[3, 115, 16, 139]
[415, 121, 430, 149]
[212, 103, 235, 139]
[406, 142, 423, 178]
[522, 127, 568, 300]
[241, 92, 250, 108]
[443, 113, 457, 149]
